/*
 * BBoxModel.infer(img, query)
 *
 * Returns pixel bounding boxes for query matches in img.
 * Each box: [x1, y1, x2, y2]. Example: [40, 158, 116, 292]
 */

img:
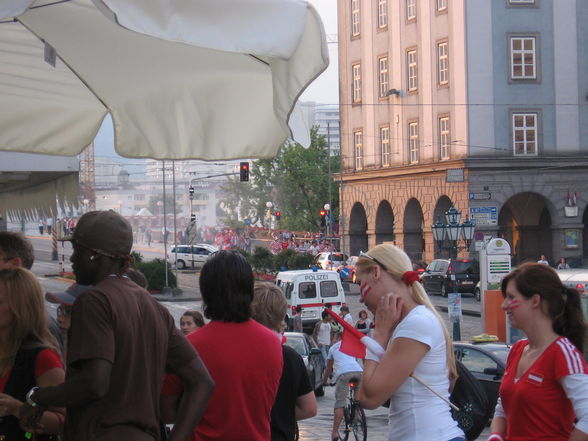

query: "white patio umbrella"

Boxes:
[0, 0, 328, 160]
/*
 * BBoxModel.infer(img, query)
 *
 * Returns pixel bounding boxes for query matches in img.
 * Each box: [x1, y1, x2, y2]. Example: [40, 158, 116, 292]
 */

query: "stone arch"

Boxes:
[403, 198, 424, 261]
[432, 195, 454, 258]
[498, 192, 554, 265]
[375, 200, 395, 245]
[349, 202, 368, 256]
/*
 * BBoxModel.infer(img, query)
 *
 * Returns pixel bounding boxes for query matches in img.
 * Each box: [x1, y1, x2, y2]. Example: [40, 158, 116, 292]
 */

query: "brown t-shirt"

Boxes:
[65, 277, 196, 441]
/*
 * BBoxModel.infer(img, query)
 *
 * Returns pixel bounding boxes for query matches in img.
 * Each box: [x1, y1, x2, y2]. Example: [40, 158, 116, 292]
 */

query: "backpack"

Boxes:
[450, 360, 492, 441]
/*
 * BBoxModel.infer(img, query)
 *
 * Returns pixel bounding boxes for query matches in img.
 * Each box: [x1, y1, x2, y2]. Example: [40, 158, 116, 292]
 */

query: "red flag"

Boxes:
[326, 309, 366, 358]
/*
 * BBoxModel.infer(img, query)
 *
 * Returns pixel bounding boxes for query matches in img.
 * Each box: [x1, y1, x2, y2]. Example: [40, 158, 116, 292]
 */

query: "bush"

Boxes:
[250, 246, 274, 273]
[131, 251, 144, 264]
[273, 249, 297, 271]
[287, 252, 314, 270]
[135, 258, 176, 291]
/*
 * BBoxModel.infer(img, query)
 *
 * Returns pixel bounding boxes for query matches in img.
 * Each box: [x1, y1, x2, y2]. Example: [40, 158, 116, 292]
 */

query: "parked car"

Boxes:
[474, 281, 481, 302]
[421, 258, 480, 297]
[454, 342, 510, 417]
[284, 332, 325, 396]
[166, 244, 218, 269]
[556, 268, 588, 295]
[314, 252, 349, 270]
[337, 255, 359, 283]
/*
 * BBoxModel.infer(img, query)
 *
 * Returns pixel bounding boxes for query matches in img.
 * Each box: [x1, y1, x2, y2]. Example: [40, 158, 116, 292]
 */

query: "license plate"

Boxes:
[461, 281, 473, 285]
[302, 310, 315, 318]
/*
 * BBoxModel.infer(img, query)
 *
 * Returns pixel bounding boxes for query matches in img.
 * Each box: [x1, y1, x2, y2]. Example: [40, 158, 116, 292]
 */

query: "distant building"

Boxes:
[338, 0, 588, 263]
[299, 101, 341, 154]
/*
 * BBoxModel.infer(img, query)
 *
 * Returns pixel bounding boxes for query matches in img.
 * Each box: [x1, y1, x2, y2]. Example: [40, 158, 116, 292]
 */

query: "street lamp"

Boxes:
[430, 206, 476, 341]
[117, 200, 123, 216]
[266, 201, 273, 229]
[82, 198, 89, 214]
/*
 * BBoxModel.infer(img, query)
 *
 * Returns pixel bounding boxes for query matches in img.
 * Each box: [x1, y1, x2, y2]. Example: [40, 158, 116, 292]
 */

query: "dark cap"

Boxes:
[45, 283, 92, 306]
[70, 210, 133, 258]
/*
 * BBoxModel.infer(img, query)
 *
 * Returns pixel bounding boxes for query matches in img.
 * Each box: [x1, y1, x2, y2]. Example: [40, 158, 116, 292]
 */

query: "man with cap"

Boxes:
[45, 283, 92, 363]
[20, 210, 214, 441]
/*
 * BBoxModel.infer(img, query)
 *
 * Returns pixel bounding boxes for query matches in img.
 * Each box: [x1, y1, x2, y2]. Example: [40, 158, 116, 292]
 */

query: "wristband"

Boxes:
[25, 387, 40, 407]
[488, 433, 505, 441]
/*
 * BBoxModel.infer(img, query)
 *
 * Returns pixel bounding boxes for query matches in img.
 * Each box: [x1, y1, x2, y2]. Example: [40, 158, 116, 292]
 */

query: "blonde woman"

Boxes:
[355, 244, 465, 441]
[0, 268, 65, 439]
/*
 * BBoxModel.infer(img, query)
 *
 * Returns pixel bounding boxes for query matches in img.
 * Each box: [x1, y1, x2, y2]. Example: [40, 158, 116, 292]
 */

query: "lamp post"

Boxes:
[117, 200, 123, 216]
[82, 199, 89, 214]
[431, 206, 476, 341]
[266, 201, 273, 229]
[324, 203, 331, 246]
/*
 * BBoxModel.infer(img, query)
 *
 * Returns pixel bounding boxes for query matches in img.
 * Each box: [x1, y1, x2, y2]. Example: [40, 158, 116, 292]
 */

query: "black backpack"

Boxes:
[450, 360, 493, 441]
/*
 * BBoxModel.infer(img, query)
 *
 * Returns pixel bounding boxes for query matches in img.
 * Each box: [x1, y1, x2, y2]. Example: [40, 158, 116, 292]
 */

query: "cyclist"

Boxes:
[322, 331, 363, 441]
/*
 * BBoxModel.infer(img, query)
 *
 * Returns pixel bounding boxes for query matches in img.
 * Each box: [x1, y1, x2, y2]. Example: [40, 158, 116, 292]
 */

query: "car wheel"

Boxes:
[177, 260, 186, 270]
[475, 287, 481, 302]
[315, 383, 324, 397]
[440, 283, 447, 297]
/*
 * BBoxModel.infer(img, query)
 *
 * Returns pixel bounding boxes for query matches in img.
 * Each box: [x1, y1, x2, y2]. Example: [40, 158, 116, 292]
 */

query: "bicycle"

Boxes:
[341, 377, 367, 441]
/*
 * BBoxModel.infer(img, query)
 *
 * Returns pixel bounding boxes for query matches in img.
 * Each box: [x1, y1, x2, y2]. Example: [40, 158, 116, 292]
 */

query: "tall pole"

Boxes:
[172, 160, 178, 286]
[162, 160, 169, 288]
[327, 122, 332, 247]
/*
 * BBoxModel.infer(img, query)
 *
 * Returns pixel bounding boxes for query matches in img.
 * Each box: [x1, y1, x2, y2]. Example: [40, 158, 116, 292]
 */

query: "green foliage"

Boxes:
[131, 251, 143, 264]
[287, 252, 315, 270]
[250, 246, 274, 273]
[220, 127, 340, 231]
[136, 258, 177, 291]
[273, 249, 297, 271]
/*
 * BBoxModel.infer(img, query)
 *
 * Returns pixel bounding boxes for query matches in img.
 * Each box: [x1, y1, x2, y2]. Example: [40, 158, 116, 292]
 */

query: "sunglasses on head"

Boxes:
[359, 251, 388, 271]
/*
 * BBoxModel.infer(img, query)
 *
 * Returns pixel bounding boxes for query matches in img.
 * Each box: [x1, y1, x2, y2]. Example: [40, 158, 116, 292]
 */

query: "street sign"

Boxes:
[469, 192, 491, 200]
[469, 206, 498, 226]
[339, 267, 351, 279]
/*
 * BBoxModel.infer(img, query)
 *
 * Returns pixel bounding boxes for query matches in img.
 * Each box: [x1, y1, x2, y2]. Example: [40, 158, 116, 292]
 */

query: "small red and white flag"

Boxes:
[326, 309, 384, 359]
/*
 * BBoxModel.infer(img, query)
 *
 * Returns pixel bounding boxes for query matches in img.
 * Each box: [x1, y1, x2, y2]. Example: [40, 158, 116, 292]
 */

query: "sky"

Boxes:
[95, 1, 339, 163]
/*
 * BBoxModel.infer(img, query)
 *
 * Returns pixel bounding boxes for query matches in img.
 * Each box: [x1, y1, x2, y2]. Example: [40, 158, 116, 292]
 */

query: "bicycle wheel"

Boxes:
[350, 404, 367, 441]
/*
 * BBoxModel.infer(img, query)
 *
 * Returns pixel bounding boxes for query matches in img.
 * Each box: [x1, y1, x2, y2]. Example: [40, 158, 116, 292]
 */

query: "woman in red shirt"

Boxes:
[0, 268, 65, 439]
[489, 263, 588, 441]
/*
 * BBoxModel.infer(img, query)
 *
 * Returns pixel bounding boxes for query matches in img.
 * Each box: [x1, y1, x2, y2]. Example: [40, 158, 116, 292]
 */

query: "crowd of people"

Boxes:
[0, 210, 587, 441]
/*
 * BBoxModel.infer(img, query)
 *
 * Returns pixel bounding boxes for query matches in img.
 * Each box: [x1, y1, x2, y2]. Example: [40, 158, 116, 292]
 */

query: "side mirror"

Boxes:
[310, 348, 322, 356]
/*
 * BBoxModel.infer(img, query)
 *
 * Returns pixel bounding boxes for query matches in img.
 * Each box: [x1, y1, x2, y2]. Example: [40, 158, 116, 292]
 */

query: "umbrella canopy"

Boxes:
[0, 0, 328, 160]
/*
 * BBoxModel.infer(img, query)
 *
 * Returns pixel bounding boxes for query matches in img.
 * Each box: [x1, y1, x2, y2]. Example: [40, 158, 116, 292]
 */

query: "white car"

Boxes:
[167, 244, 218, 269]
[314, 252, 349, 270]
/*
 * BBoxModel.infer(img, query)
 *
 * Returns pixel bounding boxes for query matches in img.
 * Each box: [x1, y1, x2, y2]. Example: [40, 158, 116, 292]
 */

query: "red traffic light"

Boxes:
[239, 161, 250, 182]
[275, 211, 281, 220]
[319, 210, 326, 217]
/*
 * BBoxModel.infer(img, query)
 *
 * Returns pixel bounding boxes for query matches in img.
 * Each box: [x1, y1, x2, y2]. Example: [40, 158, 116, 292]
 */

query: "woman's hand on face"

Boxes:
[374, 293, 404, 342]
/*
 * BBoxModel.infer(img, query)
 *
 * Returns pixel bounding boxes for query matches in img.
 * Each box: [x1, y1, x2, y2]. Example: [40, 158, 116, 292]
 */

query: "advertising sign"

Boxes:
[469, 206, 498, 226]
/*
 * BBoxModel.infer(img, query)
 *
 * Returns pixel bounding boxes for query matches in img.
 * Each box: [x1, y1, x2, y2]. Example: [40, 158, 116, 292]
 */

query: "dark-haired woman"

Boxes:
[161, 251, 283, 441]
[489, 263, 588, 441]
[0, 268, 65, 439]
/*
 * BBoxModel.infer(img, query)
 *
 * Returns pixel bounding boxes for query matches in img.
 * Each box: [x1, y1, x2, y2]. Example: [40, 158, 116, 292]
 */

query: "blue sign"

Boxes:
[469, 206, 498, 226]
[339, 267, 351, 278]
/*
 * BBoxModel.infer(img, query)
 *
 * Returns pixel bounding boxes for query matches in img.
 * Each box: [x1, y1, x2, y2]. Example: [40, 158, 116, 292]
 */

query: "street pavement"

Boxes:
[23, 231, 492, 440]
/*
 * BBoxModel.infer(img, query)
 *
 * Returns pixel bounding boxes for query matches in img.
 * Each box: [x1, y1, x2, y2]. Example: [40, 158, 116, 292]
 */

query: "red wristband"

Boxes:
[488, 433, 504, 441]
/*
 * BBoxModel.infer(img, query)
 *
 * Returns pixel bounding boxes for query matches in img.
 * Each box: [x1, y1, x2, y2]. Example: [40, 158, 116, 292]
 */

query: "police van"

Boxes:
[275, 268, 346, 331]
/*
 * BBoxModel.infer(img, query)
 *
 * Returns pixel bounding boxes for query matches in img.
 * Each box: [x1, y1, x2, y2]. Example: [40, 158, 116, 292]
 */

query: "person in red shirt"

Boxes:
[489, 263, 588, 441]
[162, 251, 283, 441]
[0, 267, 65, 439]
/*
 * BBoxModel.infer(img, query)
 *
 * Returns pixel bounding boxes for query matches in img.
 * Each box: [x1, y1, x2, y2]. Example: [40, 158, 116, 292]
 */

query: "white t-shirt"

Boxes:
[343, 313, 353, 325]
[386, 305, 463, 441]
[316, 321, 331, 345]
[327, 341, 363, 379]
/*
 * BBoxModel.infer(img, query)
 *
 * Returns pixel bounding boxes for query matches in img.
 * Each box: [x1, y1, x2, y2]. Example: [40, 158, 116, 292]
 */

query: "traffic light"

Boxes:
[190, 213, 196, 222]
[275, 211, 281, 221]
[239, 161, 250, 182]
[319, 209, 326, 227]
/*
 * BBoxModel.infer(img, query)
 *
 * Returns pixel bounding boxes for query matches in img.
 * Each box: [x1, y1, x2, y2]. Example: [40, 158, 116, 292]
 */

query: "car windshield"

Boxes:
[450, 260, 479, 274]
[285, 336, 307, 356]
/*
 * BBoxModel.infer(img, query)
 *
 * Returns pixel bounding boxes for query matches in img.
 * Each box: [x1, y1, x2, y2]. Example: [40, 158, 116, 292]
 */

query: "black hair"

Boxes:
[321, 310, 329, 320]
[501, 263, 585, 352]
[0, 232, 34, 270]
[199, 250, 254, 323]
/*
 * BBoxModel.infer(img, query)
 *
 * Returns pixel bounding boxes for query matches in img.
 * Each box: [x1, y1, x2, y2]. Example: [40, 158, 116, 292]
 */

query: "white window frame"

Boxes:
[378, 0, 388, 28]
[408, 121, 419, 164]
[407, 50, 417, 92]
[406, 0, 416, 21]
[354, 131, 364, 170]
[512, 113, 538, 156]
[351, 0, 360, 36]
[380, 126, 391, 166]
[510, 37, 536, 80]
[437, 42, 449, 85]
[352, 63, 362, 103]
[437, 0, 448, 11]
[439, 117, 450, 160]
[378, 56, 389, 97]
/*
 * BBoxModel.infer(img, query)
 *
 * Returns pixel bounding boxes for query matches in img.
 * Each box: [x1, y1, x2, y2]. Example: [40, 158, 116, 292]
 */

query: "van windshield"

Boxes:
[320, 280, 338, 298]
[299, 282, 316, 299]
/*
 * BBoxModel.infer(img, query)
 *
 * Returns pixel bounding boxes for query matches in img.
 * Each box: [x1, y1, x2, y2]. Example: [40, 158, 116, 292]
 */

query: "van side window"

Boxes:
[284, 282, 293, 299]
[320, 280, 338, 298]
[299, 282, 317, 299]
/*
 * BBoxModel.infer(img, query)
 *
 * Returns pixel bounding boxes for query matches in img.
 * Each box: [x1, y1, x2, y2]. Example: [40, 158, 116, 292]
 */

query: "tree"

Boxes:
[220, 127, 339, 231]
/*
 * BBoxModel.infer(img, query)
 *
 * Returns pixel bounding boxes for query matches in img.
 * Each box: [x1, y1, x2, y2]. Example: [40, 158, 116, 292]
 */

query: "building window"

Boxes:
[407, 50, 418, 92]
[352, 63, 362, 103]
[406, 0, 416, 21]
[437, 0, 448, 11]
[354, 131, 363, 170]
[378, 56, 389, 98]
[439, 117, 450, 159]
[351, 0, 360, 36]
[510, 37, 536, 79]
[378, 0, 388, 28]
[408, 121, 419, 163]
[437, 42, 449, 85]
[380, 126, 391, 166]
[512, 113, 537, 155]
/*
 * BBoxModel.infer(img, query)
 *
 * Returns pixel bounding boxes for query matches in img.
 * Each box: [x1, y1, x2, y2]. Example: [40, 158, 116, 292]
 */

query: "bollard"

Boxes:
[51, 228, 58, 261]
